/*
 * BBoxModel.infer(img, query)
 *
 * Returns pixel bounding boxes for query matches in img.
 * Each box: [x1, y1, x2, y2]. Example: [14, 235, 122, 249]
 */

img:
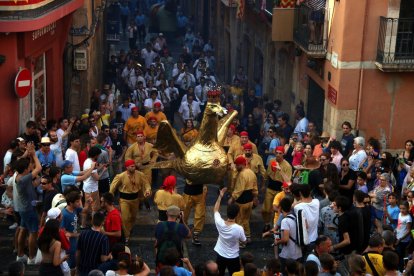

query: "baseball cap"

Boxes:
[46, 207, 62, 222]
[61, 160, 73, 169]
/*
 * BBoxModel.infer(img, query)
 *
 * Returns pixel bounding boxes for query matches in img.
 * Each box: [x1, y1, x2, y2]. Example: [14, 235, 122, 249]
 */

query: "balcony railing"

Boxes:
[293, 4, 327, 58]
[376, 16, 414, 72]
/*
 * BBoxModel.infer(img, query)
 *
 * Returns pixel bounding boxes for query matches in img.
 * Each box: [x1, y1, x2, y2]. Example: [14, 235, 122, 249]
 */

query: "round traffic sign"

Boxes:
[14, 68, 32, 98]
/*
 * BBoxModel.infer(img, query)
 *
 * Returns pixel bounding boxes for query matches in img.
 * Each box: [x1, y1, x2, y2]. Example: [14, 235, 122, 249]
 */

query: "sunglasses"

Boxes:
[342, 163, 349, 166]
[42, 144, 50, 147]
[40, 182, 49, 185]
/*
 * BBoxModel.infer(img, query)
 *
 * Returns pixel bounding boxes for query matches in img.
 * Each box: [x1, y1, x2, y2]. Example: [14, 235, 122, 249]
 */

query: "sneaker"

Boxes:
[27, 258, 36, 265]
[16, 254, 28, 263]
[192, 234, 201, 246]
[9, 223, 18, 230]
[262, 224, 271, 233]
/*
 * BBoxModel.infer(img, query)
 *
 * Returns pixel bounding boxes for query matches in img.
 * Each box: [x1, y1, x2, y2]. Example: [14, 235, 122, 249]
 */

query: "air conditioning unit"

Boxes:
[74, 49, 87, 70]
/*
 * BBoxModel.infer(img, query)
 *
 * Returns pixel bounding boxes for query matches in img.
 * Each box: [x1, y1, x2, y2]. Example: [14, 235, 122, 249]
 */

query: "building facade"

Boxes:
[194, 0, 295, 111]
[291, 0, 414, 149]
[0, 0, 84, 159]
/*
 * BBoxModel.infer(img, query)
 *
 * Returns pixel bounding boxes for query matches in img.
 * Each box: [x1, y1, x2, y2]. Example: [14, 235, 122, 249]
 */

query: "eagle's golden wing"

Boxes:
[154, 120, 187, 158]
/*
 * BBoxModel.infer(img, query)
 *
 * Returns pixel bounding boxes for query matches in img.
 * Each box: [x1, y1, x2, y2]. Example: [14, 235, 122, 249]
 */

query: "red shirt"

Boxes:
[39, 227, 70, 251]
[78, 150, 88, 170]
[104, 208, 122, 247]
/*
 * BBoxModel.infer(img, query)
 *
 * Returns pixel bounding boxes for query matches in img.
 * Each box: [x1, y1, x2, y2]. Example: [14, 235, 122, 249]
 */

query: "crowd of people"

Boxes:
[2, 2, 414, 276]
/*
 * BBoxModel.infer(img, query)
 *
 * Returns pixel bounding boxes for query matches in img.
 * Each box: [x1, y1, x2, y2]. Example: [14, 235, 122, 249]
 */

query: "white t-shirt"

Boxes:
[349, 150, 367, 171]
[82, 158, 98, 193]
[294, 117, 309, 139]
[397, 213, 412, 242]
[306, 253, 321, 271]
[65, 148, 80, 172]
[294, 199, 320, 242]
[213, 212, 246, 259]
[280, 215, 302, 260]
[3, 150, 12, 171]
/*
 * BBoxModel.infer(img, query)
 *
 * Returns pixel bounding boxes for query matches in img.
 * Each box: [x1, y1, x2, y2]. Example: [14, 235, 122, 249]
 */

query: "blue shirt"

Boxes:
[120, 5, 129, 16]
[173, 266, 192, 276]
[387, 205, 400, 229]
[36, 150, 56, 166]
[266, 138, 281, 165]
[61, 171, 80, 191]
[135, 14, 146, 26]
[61, 207, 82, 253]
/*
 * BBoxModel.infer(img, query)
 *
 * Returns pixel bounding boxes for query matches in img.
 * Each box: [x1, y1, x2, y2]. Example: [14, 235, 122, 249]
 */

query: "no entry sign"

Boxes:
[14, 68, 32, 98]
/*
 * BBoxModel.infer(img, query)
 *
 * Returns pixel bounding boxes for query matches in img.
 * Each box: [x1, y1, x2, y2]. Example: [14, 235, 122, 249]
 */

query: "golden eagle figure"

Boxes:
[151, 90, 238, 185]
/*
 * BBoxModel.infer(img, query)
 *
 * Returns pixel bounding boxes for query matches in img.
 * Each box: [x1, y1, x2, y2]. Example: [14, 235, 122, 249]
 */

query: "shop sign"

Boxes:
[327, 84, 337, 105]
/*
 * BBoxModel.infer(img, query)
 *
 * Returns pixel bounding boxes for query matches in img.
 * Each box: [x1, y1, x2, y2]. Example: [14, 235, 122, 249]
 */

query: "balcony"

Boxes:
[0, 0, 84, 32]
[376, 16, 414, 72]
[293, 4, 327, 58]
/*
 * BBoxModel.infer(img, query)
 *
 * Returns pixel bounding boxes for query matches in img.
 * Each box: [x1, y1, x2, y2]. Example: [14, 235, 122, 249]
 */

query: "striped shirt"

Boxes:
[77, 229, 110, 273]
[306, 0, 325, 10]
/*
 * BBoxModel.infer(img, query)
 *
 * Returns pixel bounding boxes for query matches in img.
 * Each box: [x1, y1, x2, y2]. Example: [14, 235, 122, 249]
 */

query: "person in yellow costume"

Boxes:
[125, 131, 158, 183]
[109, 159, 151, 243]
[228, 131, 258, 169]
[180, 119, 199, 147]
[262, 146, 292, 233]
[123, 106, 148, 146]
[145, 102, 167, 123]
[228, 155, 258, 247]
[144, 116, 159, 145]
[154, 175, 185, 221]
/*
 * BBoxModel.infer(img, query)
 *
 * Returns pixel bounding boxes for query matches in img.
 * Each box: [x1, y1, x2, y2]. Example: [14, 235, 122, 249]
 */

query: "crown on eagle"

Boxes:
[207, 89, 221, 103]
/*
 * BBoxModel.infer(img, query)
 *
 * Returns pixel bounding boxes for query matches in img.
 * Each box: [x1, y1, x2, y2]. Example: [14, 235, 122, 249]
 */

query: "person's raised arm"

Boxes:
[214, 187, 227, 213]
[31, 149, 42, 179]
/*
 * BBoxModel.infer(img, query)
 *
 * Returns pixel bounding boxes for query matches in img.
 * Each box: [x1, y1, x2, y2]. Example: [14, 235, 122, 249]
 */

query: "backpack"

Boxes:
[156, 221, 182, 265]
[286, 209, 309, 247]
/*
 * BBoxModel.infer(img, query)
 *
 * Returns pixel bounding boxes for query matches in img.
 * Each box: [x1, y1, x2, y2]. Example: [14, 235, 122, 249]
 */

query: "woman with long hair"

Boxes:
[38, 219, 68, 275]
[181, 119, 198, 147]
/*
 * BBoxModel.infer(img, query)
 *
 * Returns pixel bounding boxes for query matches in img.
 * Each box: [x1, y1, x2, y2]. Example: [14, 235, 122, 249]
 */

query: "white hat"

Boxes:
[17, 137, 25, 142]
[51, 194, 67, 210]
[41, 137, 51, 144]
[46, 207, 62, 222]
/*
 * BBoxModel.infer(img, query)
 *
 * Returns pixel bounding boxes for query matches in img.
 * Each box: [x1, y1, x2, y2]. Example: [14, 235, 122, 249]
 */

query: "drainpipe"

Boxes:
[355, 0, 370, 134]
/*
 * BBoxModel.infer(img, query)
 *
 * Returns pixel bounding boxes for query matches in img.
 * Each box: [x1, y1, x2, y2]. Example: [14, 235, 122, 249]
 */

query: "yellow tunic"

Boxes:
[154, 189, 185, 211]
[125, 142, 158, 165]
[232, 168, 258, 201]
[144, 126, 159, 144]
[145, 111, 167, 123]
[124, 116, 148, 145]
[228, 141, 258, 163]
[97, 114, 111, 129]
[109, 170, 151, 195]
[223, 134, 240, 149]
[272, 190, 287, 224]
[243, 153, 267, 180]
[266, 158, 292, 182]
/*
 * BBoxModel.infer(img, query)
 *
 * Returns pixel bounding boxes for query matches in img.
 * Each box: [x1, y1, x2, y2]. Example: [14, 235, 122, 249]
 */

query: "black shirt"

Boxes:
[278, 124, 294, 141]
[43, 189, 59, 212]
[338, 212, 352, 255]
[339, 170, 357, 202]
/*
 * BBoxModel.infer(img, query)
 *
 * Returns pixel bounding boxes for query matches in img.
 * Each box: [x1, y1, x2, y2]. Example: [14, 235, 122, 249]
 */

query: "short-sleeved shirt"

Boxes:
[349, 150, 367, 171]
[82, 158, 98, 193]
[397, 213, 412, 242]
[294, 199, 320, 243]
[43, 189, 59, 212]
[337, 212, 352, 254]
[387, 205, 400, 229]
[77, 229, 110, 273]
[173, 266, 192, 276]
[14, 174, 36, 212]
[280, 215, 302, 260]
[339, 170, 356, 202]
[65, 148, 80, 172]
[36, 150, 56, 167]
[213, 212, 246, 259]
[61, 171, 81, 192]
[61, 207, 82, 253]
[104, 208, 122, 246]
